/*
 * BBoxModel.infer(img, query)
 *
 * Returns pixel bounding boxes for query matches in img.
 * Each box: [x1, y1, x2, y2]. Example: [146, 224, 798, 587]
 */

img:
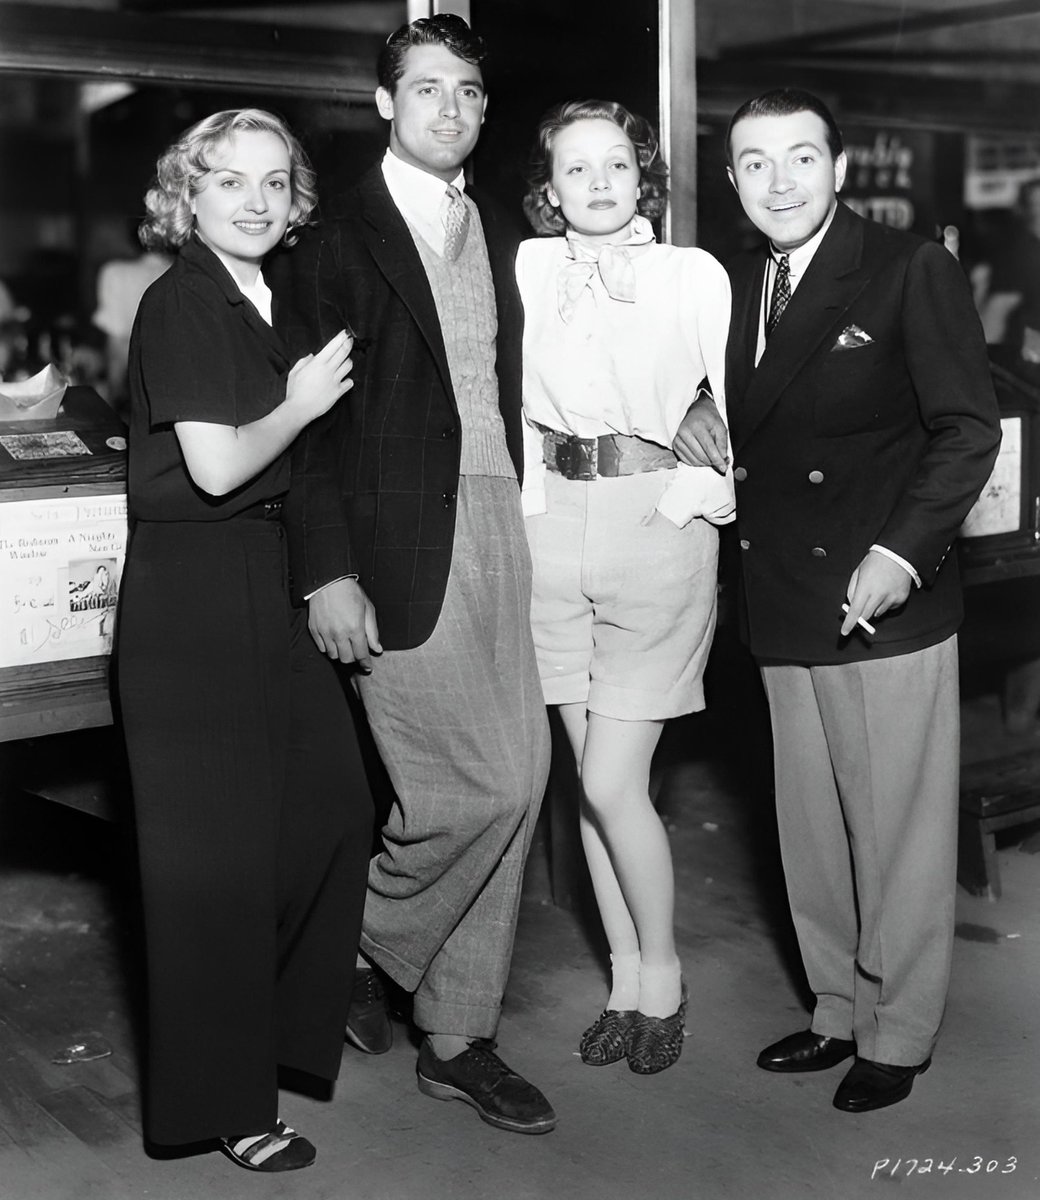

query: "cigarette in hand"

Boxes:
[842, 603, 876, 636]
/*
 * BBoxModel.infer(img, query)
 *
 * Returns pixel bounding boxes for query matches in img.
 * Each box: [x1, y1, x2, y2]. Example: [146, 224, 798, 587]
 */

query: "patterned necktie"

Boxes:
[443, 185, 470, 262]
[767, 253, 791, 337]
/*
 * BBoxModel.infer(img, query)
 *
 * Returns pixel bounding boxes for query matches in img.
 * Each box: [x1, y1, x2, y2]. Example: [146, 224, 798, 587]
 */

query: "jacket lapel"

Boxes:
[356, 168, 454, 402]
[732, 203, 873, 451]
[182, 235, 289, 369]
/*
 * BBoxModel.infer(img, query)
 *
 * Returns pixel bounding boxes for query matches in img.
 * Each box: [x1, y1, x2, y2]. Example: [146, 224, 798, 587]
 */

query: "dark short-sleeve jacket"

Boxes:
[126, 235, 291, 521]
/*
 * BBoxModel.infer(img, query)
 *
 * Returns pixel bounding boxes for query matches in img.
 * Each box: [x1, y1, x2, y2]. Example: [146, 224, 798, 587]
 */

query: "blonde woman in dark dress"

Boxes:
[117, 108, 372, 1172]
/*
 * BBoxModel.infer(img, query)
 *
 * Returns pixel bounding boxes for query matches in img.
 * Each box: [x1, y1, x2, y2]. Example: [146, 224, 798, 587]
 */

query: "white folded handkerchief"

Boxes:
[831, 324, 874, 351]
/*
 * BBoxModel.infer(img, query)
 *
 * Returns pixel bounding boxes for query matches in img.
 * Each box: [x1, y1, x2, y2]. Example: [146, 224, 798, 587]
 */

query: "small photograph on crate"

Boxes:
[61, 557, 119, 649]
[66, 557, 119, 650]
[67, 558, 117, 615]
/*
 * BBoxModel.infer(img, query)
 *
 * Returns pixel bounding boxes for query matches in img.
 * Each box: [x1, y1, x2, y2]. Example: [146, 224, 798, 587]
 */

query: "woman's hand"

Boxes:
[286, 329, 353, 421]
[175, 330, 354, 496]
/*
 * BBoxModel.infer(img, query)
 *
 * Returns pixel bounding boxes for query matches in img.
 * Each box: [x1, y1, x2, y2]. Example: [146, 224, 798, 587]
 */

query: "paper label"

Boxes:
[0, 493, 127, 666]
[0, 431, 92, 461]
[961, 417, 1022, 539]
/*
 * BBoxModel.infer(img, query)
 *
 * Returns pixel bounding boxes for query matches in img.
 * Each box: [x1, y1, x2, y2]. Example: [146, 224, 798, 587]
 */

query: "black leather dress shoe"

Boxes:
[344, 967, 392, 1055]
[416, 1038, 556, 1134]
[833, 1056, 931, 1112]
[757, 1029, 856, 1073]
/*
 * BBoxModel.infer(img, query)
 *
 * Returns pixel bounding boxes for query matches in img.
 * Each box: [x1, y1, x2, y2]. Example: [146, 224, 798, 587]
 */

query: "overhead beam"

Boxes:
[780, 47, 1040, 66]
[698, 56, 1040, 135]
[122, 0, 339, 9]
[722, 0, 1040, 59]
[0, 2, 380, 96]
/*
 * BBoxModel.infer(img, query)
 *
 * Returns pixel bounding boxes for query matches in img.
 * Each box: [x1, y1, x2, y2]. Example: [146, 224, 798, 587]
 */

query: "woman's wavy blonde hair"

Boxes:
[139, 108, 317, 251]
[522, 99, 669, 237]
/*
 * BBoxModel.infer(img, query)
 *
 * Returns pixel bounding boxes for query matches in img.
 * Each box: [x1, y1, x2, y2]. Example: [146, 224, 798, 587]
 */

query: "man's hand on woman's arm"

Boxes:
[672, 392, 729, 473]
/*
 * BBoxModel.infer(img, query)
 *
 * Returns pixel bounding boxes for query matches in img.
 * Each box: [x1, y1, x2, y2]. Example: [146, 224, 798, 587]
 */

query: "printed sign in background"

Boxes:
[961, 416, 1023, 539]
[0, 492, 126, 668]
[838, 125, 965, 240]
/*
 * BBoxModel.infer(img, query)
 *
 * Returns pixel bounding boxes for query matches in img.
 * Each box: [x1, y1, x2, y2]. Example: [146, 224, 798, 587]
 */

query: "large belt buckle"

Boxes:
[555, 436, 597, 481]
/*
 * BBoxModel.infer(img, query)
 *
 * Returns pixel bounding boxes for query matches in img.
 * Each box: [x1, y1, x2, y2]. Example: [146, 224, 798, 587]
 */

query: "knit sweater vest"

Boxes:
[408, 206, 516, 479]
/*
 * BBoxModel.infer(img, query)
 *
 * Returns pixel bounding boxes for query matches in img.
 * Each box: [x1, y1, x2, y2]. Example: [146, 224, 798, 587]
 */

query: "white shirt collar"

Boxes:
[381, 149, 466, 257]
[238, 269, 272, 325]
[204, 244, 273, 325]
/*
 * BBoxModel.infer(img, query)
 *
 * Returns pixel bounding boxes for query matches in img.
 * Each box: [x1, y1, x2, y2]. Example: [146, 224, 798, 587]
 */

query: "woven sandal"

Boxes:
[220, 1119, 316, 1172]
[626, 982, 689, 1075]
[579, 1009, 637, 1066]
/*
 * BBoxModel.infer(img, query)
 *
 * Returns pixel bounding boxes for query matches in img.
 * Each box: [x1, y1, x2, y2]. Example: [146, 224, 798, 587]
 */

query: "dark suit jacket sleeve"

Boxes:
[279, 225, 359, 601]
[875, 240, 1001, 584]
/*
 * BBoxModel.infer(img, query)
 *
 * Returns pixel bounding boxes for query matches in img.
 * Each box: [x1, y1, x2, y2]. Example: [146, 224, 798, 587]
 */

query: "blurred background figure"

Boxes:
[0, 276, 32, 382]
[978, 176, 1040, 372]
[92, 228, 171, 412]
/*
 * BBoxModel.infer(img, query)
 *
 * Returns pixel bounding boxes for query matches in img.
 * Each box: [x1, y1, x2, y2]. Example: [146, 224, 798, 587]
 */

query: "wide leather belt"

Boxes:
[535, 422, 678, 481]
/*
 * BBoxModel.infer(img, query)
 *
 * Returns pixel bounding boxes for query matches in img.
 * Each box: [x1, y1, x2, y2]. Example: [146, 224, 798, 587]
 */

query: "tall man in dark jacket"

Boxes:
[274, 15, 553, 1134]
[674, 89, 1000, 1112]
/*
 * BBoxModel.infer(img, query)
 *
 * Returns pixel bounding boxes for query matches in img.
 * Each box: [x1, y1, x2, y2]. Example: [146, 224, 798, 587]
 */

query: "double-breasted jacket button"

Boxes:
[811, 546, 827, 558]
[808, 470, 824, 484]
[733, 466, 748, 482]
[442, 426, 456, 439]
[739, 538, 751, 550]
[442, 491, 456, 507]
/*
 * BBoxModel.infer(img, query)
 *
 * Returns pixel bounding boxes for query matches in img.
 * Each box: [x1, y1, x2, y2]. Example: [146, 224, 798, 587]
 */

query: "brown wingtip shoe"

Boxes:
[416, 1038, 556, 1134]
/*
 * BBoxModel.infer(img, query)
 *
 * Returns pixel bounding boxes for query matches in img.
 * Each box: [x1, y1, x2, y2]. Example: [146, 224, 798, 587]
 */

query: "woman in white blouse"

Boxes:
[517, 100, 733, 1074]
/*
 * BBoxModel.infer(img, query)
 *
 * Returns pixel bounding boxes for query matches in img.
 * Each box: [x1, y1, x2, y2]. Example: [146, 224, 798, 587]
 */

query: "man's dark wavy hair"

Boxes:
[377, 13, 486, 94]
[726, 88, 844, 167]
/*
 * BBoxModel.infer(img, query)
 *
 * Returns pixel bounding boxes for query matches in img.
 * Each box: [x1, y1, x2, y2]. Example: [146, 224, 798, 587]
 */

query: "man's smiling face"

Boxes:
[727, 110, 847, 252]
[375, 43, 486, 183]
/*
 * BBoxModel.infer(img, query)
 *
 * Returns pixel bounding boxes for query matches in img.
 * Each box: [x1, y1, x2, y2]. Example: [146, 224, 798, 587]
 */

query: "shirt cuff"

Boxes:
[870, 544, 921, 588]
[304, 574, 358, 601]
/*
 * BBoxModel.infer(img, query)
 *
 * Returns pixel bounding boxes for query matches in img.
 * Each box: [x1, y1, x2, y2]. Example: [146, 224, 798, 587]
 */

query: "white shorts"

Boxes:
[524, 468, 719, 721]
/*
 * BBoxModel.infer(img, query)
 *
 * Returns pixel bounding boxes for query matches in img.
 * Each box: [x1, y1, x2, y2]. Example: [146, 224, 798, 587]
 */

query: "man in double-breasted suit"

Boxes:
[674, 89, 1000, 1112]
[274, 14, 554, 1134]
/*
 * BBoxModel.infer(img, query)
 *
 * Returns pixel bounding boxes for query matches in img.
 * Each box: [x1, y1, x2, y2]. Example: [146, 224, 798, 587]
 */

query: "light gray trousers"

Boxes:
[358, 476, 551, 1038]
[761, 635, 960, 1065]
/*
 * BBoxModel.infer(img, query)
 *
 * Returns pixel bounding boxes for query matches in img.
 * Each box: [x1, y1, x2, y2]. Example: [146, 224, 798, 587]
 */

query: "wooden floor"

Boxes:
[0, 1004, 140, 1198]
[0, 770, 146, 1199]
[0, 688, 1038, 1200]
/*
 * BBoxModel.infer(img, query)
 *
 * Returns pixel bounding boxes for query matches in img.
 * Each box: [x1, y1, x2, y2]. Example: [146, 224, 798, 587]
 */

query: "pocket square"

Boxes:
[832, 324, 874, 351]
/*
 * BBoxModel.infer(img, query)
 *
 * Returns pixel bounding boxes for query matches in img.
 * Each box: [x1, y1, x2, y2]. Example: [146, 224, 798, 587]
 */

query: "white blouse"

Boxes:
[516, 234, 735, 527]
